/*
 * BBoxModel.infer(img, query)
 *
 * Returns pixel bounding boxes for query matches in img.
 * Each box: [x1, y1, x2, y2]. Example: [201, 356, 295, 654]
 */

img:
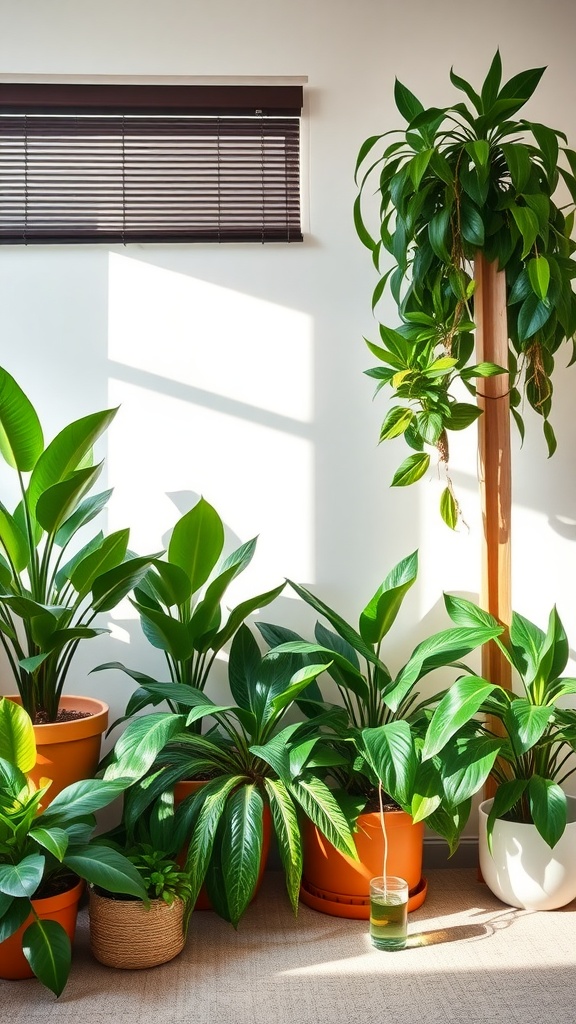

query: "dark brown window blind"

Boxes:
[0, 84, 303, 244]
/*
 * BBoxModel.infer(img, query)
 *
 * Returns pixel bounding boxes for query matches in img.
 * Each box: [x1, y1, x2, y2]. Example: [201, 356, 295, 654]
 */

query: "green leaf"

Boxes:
[0, 855, 45, 897]
[183, 776, 245, 907]
[391, 452, 430, 487]
[460, 362, 507, 380]
[0, 503, 29, 573]
[480, 50, 502, 110]
[0, 696, 36, 772]
[289, 776, 357, 859]
[428, 208, 452, 262]
[35, 464, 103, 535]
[499, 65, 546, 106]
[38, 777, 130, 826]
[528, 778, 566, 847]
[517, 293, 552, 342]
[543, 419, 557, 458]
[504, 699, 551, 755]
[441, 735, 501, 807]
[394, 79, 424, 123]
[104, 712, 187, 781]
[422, 676, 497, 760]
[449, 66, 481, 113]
[221, 785, 264, 927]
[440, 487, 458, 530]
[28, 827, 69, 861]
[359, 550, 418, 646]
[408, 149, 433, 188]
[527, 256, 550, 301]
[0, 897, 31, 943]
[91, 554, 160, 613]
[209, 581, 286, 652]
[501, 143, 532, 193]
[444, 404, 482, 431]
[27, 408, 117, 519]
[54, 488, 112, 549]
[264, 777, 302, 914]
[23, 918, 71, 997]
[69, 529, 130, 596]
[460, 202, 485, 246]
[360, 722, 417, 810]
[0, 366, 43, 472]
[168, 498, 224, 593]
[379, 407, 414, 441]
[64, 844, 148, 899]
[510, 205, 539, 259]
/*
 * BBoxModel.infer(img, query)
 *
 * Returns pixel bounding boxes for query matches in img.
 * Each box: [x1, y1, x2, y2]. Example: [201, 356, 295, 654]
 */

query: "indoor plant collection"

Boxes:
[1, 49, 576, 1000]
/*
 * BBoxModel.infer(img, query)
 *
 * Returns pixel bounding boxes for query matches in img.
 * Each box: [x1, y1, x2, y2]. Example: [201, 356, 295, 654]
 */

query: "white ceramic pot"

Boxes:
[479, 796, 576, 910]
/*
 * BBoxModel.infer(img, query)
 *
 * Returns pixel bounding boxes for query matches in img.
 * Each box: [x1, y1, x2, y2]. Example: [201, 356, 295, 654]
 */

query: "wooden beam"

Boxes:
[474, 253, 512, 796]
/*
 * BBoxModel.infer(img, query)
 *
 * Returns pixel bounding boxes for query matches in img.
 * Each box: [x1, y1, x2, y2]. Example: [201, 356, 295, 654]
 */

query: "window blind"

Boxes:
[0, 84, 303, 244]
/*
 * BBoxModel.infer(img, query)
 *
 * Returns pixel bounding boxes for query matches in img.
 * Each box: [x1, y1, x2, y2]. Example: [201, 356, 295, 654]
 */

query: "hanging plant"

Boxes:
[354, 51, 576, 527]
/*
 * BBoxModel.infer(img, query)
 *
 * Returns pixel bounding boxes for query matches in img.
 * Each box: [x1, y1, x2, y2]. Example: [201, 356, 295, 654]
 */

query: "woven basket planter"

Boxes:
[89, 890, 186, 969]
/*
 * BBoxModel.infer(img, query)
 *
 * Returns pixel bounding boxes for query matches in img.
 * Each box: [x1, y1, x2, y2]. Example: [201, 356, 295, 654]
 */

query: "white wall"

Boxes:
[1, 0, 576, 840]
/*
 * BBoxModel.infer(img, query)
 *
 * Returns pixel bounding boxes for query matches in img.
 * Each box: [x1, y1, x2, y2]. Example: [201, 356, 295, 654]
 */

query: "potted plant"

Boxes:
[101, 623, 358, 927]
[89, 802, 194, 969]
[0, 697, 148, 996]
[354, 51, 576, 528]
[95, 495, 286, 733]
[0, 365, 158, 796]
[257, 551, 502, 917]
[418, 597, 576, 910]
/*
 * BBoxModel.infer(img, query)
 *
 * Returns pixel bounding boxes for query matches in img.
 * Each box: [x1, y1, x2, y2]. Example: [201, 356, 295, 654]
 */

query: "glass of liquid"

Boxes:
[369, 876, 409, 950]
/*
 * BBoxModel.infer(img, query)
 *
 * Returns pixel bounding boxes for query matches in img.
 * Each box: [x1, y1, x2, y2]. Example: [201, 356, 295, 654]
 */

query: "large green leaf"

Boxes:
[54, 488, 112, 549]
[0, 696, 36, 772]
[104, 712, 187, 781]
[0, 854, 45, 898]
[264, 777, 302, 914]
[288, 776, 357, 859]
[504, 700, 552, 755]
[28, 827, 69, 861]
[0, 896, 31, 942]
[391, 452, 430, 487]
[228, 623, 262, 711]
[37, 778, 129, 826]
[221, 784, 264, 927]
[35, 464, 104, 535]
[509, 611, 545, 683]
[183, 776, 244, 908]
[0, 366, 43, 472]
[528, 777, 566, 847]
[422, 676, 498, 760]
[168, 498, 224, 592]
[360, 722, 417, 809]
[209, 581, 286, 652]
[394, 78, 424, 123]
[23, 918, 71, 997]
[91, 553, 161, 612]
[440, 735, 501, 807]
[64, 844, 148, 898]
[69, 529, 129, 596]
[0, 503, 29, 573]
[132, 601, 195, 661]
[27, 408, 117, 518]
[359, 550, 418, 645]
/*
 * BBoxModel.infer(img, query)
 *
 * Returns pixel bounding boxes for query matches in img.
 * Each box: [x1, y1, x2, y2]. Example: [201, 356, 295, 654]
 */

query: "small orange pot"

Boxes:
[174, 780, 272, 911]
[301, 809, 426, 918]
[0, 879, 84, 981]
[8, 695, 109, 803]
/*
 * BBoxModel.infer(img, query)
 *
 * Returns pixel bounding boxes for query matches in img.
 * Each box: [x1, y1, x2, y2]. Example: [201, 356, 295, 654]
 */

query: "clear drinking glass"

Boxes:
[369, 875, 409, 950]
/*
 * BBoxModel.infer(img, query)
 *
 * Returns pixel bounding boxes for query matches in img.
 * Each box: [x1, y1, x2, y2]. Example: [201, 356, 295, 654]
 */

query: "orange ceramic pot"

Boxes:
[0, 879, 84, 980]
[300, 809, 427, 918]
[174, 780, 272, 911]
[8, 696, 109, 803]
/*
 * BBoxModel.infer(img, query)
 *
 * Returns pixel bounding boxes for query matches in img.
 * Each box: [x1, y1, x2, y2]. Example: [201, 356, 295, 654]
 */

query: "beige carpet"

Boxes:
[3, 868, 576, 1024]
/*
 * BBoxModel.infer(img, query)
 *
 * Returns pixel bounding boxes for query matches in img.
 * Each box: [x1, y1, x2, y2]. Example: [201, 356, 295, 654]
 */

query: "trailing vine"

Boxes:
[355, 51, 576, 527]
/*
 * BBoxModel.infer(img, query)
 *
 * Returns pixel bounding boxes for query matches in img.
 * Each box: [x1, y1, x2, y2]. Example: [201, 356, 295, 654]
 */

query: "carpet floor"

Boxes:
[3, 868, 576, 1024]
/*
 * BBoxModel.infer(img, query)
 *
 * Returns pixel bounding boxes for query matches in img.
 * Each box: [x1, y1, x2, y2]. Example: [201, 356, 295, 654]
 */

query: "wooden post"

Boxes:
[474, 253, 512, 793]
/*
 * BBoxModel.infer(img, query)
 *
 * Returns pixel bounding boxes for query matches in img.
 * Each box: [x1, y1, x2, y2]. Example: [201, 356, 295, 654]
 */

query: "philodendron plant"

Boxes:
[258, 551, 503, 849]
[96, 497, 285, 732]
[0, 697, 147, 996]
[354, 51, 576, 526]
[425, 598, 576, 850]
[102, 624, 357, 927]
[0, 366, 158, 721]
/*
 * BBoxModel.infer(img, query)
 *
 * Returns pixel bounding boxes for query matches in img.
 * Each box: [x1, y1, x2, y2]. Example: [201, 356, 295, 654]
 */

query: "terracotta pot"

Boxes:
[479, 796, 576, 910]
[89, 890, 186, 969]
[300, 808, 427, 918]
[8, 695, 109, 803]
[0, 878, 84, 981]
[174, 780, 272, 911]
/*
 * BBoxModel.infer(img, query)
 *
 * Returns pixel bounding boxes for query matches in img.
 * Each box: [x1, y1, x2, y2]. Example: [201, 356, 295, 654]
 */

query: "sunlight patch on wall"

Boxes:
[106, 253, 315, 616]
[107, 252, 312, 421]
